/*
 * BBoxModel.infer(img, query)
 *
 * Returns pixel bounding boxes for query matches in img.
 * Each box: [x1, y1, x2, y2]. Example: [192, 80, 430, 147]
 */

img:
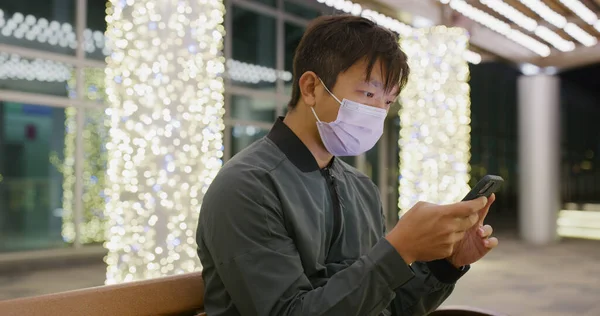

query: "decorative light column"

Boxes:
[104, 0, 226, 284]
[399, 26, 472, 214]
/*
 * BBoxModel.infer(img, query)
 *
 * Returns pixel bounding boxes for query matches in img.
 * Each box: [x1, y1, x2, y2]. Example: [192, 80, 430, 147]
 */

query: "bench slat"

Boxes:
[0, 272, 205, 316]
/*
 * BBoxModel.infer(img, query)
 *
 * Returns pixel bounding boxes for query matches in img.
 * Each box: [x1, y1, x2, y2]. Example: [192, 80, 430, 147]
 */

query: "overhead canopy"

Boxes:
[377, 0, 600, 70]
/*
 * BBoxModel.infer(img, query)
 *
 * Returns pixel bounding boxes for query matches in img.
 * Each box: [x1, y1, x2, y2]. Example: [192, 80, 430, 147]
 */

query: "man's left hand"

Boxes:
[447, 193, 498, 268]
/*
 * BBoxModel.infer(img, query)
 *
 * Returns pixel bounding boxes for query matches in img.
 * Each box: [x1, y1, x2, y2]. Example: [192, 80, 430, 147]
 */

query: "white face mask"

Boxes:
[311, 78, 387, 156]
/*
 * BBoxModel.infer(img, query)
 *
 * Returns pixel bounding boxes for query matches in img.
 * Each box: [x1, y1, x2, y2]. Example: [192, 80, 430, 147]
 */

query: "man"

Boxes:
[197, 15, 498, 316]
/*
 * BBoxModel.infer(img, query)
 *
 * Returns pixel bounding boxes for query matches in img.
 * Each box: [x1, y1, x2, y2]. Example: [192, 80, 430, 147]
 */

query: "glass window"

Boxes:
[248, 0, 277, 8]
[230, 6, 277, 92]
[67, 67, 107, 105]
[0, 53, 73, 97]
[284, 1, 320, 20]
[85, 0, 109, 60]
[230, 95, 277, 123]
[230, 125, 269, 156]
[0, 102, 71, 252]
[284, 22, 305, 96]
[0, 1, 77, 55]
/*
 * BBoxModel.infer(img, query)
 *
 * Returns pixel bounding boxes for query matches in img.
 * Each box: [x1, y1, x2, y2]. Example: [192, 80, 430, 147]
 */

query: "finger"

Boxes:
[451, 231, 466, 243]
[483, 237, 499, 249]
[444, 196, 488, 217]
[487, 193, 496, 206]
[478, 225, 493, 238]
[457, 212, 479, 231]
[478, 194, 496, 224]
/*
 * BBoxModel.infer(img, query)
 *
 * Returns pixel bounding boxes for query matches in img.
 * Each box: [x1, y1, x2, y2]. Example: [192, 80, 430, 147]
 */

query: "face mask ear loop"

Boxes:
[311, 107, 321, 122]
[317, 77, 342, 105]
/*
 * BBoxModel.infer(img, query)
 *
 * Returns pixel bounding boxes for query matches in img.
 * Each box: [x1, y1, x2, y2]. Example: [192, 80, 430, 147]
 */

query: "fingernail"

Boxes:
[484, 239, 490, 246]
[479, 227, 485, 235]
[481, 197, 488, 206]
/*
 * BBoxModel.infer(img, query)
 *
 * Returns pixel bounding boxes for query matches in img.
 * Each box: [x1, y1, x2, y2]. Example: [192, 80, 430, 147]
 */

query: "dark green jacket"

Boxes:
[196, 118, 468, 316]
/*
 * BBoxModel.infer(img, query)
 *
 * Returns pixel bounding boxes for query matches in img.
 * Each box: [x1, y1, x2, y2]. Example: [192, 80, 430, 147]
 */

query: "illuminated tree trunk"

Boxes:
[104, 0, 226, 284]
[399, 26, 472, 215]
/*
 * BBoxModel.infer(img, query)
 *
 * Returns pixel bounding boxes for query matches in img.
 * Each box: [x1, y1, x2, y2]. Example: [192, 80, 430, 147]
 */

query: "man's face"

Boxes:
[313, 58, 400, 123]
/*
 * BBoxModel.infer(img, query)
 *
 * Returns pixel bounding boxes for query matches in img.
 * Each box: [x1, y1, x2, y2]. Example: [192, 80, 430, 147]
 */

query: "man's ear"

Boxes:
[298, 71, 319, 108]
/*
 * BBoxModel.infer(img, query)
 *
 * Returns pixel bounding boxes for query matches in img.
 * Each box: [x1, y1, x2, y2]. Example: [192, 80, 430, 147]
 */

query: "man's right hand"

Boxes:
[384, 197, 488, 265]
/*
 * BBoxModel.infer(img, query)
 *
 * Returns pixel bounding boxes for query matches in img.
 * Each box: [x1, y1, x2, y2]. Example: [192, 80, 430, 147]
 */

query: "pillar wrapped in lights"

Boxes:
[398, 26, 472, 215]
[104, 0, 226, 284]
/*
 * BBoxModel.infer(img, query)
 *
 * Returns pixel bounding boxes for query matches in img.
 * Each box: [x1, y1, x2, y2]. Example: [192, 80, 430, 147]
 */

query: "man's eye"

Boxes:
[386, 100, 394, 105]
[364, 91, 375, 98]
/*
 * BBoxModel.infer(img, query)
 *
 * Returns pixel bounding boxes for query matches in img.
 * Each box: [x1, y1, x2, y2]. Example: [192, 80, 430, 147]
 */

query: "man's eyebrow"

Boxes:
[361, 79, 400, 97]
[365, 79, 383, 89]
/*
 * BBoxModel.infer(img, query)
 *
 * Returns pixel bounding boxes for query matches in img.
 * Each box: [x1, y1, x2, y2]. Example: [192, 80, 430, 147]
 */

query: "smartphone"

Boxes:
[462, 175, 504, 201]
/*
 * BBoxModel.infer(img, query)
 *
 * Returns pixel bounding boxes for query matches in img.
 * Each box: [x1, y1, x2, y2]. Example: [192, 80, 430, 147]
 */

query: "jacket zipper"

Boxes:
[322, 167, 342, 249]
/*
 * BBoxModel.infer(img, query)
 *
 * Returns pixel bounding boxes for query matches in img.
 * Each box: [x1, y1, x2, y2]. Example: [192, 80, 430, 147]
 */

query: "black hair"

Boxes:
[288, 15, 410, 110]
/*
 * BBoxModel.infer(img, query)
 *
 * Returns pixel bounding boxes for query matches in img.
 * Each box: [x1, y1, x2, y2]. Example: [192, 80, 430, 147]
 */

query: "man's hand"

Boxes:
[448, 193, 498, 268]
[385, 196, 488, 265]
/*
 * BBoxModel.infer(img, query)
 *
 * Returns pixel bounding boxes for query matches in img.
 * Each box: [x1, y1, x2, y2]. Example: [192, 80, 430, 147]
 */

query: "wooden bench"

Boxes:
[0, 272, 206, 316]
[0, 272, 506, 316]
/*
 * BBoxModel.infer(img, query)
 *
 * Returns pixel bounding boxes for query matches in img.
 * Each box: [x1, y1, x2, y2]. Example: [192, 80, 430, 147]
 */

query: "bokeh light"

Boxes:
[398, 26, 472, 215]
[103, 0, 226, 284]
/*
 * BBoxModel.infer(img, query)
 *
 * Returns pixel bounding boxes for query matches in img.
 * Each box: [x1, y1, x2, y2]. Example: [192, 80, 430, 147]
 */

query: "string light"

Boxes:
[480, 0, 537, 32]
[103, 0, 226, 284]
[0, 9, 108, 54]
[558, 0, 598, 25]
[0, 52, 72, 82]
[534, 26, 575, 52]
[519, 0, 567, 28]
[478, 0, 575, 52]
[517, 0, 597, 47]
[54, 68, 108, 245]
[316, 0, 482, 63]
[447, 0, 551, 56]
[398, 26, 471, 214]
[0, 8, 284, 85]
[558, 210, 600, 240]
[360, 9, 413, 37]
[564, 23, 598, 47]
[0, 6, 482, 72]
[226, 59, 292, 84]
[463, 50, 482, 64]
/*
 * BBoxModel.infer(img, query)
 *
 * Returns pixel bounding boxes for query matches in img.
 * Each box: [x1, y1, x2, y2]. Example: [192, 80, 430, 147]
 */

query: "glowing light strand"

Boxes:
[518, 0, 597, 47]
[479, 0, 575, 52]
[0, 6, 483, 65]
[447, 0, 551, 56]
[0, 52, 72, 82]
[55, 68, 109, 244]
[0, 53, 289, 85]
[558, 210, 600, 240]
[399, 26, 471, 214]
[103, 0, 226, 284]
[316, 0, 481, 63]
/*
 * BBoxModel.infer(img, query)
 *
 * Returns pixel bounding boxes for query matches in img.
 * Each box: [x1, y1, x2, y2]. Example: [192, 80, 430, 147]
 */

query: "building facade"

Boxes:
[0, 0, 599, 261]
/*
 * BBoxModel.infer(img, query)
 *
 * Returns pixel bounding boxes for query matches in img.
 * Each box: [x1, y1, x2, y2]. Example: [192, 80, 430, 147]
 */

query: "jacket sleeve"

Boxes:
[381, 208, 469, 316]
[199, 169, 416, 316]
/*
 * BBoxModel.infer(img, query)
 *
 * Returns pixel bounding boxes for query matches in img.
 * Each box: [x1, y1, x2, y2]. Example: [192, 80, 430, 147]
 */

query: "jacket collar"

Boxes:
[267, 117, 335, 173]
